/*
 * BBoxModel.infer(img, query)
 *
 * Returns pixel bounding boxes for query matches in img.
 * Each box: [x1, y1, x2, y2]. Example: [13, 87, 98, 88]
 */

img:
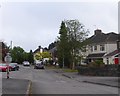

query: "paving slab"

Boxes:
[53, 69, 120, 88]
[2, 78, 31, 95]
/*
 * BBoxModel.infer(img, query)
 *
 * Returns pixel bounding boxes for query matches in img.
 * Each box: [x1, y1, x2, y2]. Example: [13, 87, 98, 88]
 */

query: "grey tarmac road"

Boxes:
[1, 65, 119, 95]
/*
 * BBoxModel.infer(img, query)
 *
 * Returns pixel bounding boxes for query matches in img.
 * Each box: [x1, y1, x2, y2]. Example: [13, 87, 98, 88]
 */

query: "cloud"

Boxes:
[1, 2, 118, 52]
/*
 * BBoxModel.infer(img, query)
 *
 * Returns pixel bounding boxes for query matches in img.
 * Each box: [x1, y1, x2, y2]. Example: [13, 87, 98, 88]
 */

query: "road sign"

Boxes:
[4, 53, 12, 63]
[4, 53, 12, 79]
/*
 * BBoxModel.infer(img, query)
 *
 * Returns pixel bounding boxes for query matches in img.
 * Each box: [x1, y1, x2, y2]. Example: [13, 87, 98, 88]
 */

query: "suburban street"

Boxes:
[1, 65, 119, 95]
[1, 1, 120, 96]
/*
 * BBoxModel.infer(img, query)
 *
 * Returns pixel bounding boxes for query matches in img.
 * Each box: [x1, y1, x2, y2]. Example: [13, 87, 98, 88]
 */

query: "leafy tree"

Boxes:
[57, 21, 71, 68]
[11, 46, 25, 64]
[34, 52, 42, 60]
[34, 51, 51, 60]
[28, 50, 34, 64]
[42, 51, 51, 59]
[23, 52, 29, 61]
[65, 20, 89, 69]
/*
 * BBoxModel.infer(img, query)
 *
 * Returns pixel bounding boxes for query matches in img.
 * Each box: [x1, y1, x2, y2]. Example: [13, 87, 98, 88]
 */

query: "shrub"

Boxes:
[88, 60, 105, 68]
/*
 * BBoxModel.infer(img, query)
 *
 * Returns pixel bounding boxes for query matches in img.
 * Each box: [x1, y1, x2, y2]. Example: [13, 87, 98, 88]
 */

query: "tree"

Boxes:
[11, 46, 25, 64]
[34, 51, 51, 60]
[42, 52, 51, 59]
[65, 19, 89, 69]
[23, 52, 29, 61]
[28, 50, 34, 64]
[57, 21, 71, 68]
[34, 52, 42, 60]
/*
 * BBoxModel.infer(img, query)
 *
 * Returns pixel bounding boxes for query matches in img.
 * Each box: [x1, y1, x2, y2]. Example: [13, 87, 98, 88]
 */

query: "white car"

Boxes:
[23, 61, 30, 66]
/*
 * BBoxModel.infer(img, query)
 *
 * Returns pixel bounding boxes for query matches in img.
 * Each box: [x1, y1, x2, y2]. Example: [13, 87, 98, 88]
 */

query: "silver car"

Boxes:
[34, 61, 45, 69]
[23, 61, 30, 66]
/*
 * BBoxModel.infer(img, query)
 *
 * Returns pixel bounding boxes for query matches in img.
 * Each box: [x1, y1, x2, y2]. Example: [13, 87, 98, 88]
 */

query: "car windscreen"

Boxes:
[0, 64, 7, 66]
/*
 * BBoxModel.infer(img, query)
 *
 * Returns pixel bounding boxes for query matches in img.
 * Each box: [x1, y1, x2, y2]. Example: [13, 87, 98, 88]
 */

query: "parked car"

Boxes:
[0, 63, 12, 72]
[34, 61, 45, 69]
[9, 63, 19, 71]
[23, 61, 30, 66]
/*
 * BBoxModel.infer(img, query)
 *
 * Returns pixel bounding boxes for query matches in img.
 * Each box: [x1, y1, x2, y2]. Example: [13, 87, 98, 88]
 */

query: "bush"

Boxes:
[88, 60, 105, 68]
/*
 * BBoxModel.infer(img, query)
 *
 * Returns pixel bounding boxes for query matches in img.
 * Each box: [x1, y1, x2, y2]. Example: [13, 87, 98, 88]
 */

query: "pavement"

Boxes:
[53, 69, 120, 88]
[2, 78, 31, 96]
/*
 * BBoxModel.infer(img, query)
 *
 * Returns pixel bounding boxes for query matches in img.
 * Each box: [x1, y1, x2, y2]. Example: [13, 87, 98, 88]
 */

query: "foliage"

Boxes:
[34, 51, 51, 60]
[28, 50, 34, 64]
[34, 52, 42, 60]
[65, 20, 89, 69]
[11, 46, 34, 64]
[42, 52, 51, 58]
[57, 20, 89, 69]
[88, 60, 105, 68]
[11, 46, 25, 64]
[57, 21, 71, 68]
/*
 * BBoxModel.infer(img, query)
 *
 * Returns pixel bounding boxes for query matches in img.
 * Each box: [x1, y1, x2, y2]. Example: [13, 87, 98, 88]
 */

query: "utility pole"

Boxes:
[10, 41, 12, 49]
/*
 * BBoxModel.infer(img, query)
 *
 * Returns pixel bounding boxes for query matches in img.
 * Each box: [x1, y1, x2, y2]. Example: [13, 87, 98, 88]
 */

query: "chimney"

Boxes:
[94, 29, 102, 35]
[38, 46, 41, 50]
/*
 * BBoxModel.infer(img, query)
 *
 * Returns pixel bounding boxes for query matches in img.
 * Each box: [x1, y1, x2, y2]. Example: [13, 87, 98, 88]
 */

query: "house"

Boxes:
[34, 46, 43, 54]
[33, 46, 44, 61]
[84, 29, 118, 64]
[0, 41, 8, 63]
[103, 50, 119, 64]
[33, 46, 49, 61]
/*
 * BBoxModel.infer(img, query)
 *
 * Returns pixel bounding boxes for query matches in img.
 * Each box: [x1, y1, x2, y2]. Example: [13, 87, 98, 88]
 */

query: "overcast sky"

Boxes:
[0, 1, 118, 52]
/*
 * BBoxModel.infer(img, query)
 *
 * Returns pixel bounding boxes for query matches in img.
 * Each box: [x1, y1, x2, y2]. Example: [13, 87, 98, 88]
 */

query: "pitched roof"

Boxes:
[49, 47, 57, 53]
[34, 46, 48, 54]
[104, 50, 119, 57]
[87, 29, 118, 44]
[87, 53, 105, 59]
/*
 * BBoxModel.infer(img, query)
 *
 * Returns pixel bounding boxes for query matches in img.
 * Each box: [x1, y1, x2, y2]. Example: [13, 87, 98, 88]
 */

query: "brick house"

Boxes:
[0, 41, 8, 63]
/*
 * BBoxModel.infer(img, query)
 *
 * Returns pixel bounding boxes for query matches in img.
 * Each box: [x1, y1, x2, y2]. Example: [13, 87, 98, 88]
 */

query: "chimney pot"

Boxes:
[94, 29, 102, 35]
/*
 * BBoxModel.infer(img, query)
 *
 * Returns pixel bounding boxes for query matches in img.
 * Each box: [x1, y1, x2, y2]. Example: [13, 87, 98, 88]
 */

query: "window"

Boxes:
[90, 46, 93, 52]
[100, 45, 105, 51]
[94, 45, 97, 51]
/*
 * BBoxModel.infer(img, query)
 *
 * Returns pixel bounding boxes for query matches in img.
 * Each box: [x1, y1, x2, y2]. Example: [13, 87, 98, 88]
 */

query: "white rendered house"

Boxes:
[84, 29, 118, 64]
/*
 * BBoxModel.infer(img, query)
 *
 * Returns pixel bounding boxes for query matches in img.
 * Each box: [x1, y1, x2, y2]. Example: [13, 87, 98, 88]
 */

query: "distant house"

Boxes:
[34, 46, 42, 54]
[33, 46, 49, 61]
[0, 41, 8, 63]
[84, 29, 118, 64]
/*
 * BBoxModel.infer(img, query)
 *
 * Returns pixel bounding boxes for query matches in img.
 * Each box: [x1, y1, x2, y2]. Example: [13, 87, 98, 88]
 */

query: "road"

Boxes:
[2, 65, 119, 95]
